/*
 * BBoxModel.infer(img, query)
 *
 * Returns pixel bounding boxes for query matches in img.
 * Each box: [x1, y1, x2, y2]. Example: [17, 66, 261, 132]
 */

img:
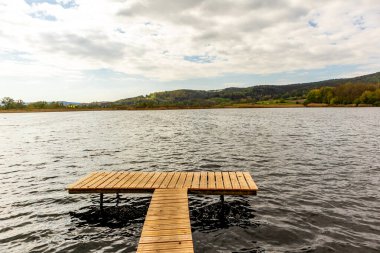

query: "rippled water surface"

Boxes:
[1, 108, 379, 253]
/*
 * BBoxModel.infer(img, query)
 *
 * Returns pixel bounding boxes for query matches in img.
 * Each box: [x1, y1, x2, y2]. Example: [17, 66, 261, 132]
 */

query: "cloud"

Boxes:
[29, 10, 57, 21]
[37, 33, 125, 62]
[0, 0, 379, 101]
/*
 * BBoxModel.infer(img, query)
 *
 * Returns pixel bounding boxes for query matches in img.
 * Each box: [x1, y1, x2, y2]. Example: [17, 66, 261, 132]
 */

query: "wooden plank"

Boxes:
[148, 205, 189, 211]
[96, 172, 120, 189]
[129, 172, 149, 188]
[148, 202, 190, 207]
[144, 214, 190, 221]
[199, 172, 207, 189]
[154, 188, 183, 192]
[189, 189, 256, 195]
[150, 198, 188, 203]
[89, 172, 118, 189]
[118, 172, 140, 188]
[145, 216, 189, 221]
[147, 212, 190, 218]
[135, 172, 155, 188]
[150, 195, 188, 199]
[147, 209, 189, 214]
[81, 172, 108, 188]
[149, 199, 189, 204]
[138, 247, 193, 253]
[100, 172, 127, 188]
[142, 223, 191, 230]
[107, 172, 130, 188]
[137, 241, 193, 251]
[168, 172, 181, 188]
[150, 198, 189, 203]
[143, 219, 192, 225]
[75, 172, 104, 188]
[151, 193, 188, 197]
[147, 204, 189, 209]
[142, 227, 191, 234]
[145, 216, 190, 221]
[112, 172, 135, 188]
[158, 172, 174, 188]
[215, 172, 224, 189]
[228, 172, 240, 189]
[151, 173, 168, 189]
[207, 172, 216, 189]
[139, 234, 192, 244]
[222, 172, 232, 189]
[154, 189, 186, 193]
[183, 172, 193, 188]
[236, 172, 249, 190]
[67, 172, 98, 189]
[144, 172, 162, 188]
[149, 203, 189, 208]
[175, 172, 187, 188]
[147, 209, 189, 215]
[142, 228, 191, 236]
[243, 172, 258, 190]
[190, 172, 200, 189]
[151, 193, 186, 196]
[151, 193, 188, 199]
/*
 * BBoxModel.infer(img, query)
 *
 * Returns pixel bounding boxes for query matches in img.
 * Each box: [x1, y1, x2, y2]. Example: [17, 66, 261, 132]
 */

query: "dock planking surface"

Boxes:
[67, 171, 258, 195]
[67, 171, 258, 253]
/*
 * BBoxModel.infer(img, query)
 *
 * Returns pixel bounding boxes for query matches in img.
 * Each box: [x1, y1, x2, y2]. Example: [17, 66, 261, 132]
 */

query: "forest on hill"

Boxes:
[113, 71, 380, 108]
[1, 72, 380, 110]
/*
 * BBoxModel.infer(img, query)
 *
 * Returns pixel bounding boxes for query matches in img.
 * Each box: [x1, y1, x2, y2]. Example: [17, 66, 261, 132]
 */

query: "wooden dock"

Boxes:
[67, 171, 258, 253]
[67, 171, 257, 195]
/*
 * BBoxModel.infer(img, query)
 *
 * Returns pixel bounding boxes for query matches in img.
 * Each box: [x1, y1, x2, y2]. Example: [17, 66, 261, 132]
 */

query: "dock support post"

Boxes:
[116, 193, 120, 207]
[100, 193, 104, 212]
[219, 195, 225, 218]
[220, 195, 224, 205]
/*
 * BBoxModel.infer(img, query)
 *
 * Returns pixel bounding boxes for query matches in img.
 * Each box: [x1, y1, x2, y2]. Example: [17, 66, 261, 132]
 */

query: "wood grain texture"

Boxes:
[67, 171, 257, 195]
[137, 188, 193, 253]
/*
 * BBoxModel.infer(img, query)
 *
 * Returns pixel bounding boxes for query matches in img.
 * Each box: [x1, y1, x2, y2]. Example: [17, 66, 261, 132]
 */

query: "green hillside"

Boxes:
[2, 72, 379, 110]
[114, 72, 380, 108]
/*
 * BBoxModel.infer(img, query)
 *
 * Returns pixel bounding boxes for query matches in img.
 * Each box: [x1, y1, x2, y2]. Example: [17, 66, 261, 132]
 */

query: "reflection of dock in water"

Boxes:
[67, 171, 258, 252]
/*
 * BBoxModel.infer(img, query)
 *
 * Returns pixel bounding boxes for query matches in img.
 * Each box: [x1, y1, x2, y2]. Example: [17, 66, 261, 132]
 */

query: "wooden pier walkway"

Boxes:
[67, 171, 258, 253]
[137, 189, 193, 253]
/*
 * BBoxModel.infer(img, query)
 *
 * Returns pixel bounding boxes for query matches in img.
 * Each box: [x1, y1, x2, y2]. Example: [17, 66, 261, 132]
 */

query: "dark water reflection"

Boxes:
[0, 108, 379, 252]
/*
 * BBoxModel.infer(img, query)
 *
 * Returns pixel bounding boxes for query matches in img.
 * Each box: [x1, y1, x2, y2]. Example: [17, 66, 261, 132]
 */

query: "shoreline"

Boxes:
[0, 103, 376, 114]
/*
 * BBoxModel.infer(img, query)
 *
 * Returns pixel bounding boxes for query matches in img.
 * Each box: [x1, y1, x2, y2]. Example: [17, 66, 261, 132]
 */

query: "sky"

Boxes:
[0, 0, 379, 102]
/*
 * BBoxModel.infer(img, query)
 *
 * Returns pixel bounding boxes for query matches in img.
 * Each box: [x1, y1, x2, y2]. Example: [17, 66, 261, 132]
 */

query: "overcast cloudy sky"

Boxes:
[0, 0, 379, 102]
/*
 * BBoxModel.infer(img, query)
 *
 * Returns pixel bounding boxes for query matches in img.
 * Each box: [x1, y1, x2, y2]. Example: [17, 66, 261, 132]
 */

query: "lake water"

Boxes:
[0, 108, 379, 253]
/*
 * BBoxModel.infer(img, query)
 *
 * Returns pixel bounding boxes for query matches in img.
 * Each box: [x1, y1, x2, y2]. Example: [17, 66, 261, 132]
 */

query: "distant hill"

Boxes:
[114, 72, 380, 107]
[58, 101, 82, 106]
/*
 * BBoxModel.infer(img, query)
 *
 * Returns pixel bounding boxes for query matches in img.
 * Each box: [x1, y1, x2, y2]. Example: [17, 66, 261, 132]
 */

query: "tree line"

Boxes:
[2, 72, 379, 110]
[0, 97, 66, 110]
[304, 83, 380, 106]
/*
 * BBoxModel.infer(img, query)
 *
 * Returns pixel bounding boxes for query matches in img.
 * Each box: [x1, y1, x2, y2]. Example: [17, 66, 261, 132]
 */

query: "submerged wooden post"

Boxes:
[116, 193, 120, 206]
[100, 193, 104, 211]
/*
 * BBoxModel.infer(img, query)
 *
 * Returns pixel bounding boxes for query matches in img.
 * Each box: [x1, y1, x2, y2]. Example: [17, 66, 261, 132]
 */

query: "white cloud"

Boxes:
[0, 0, 379, 101]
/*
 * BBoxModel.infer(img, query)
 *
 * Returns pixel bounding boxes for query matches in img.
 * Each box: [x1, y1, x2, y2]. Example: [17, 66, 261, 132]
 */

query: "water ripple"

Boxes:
[0, 108, 379, 252]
